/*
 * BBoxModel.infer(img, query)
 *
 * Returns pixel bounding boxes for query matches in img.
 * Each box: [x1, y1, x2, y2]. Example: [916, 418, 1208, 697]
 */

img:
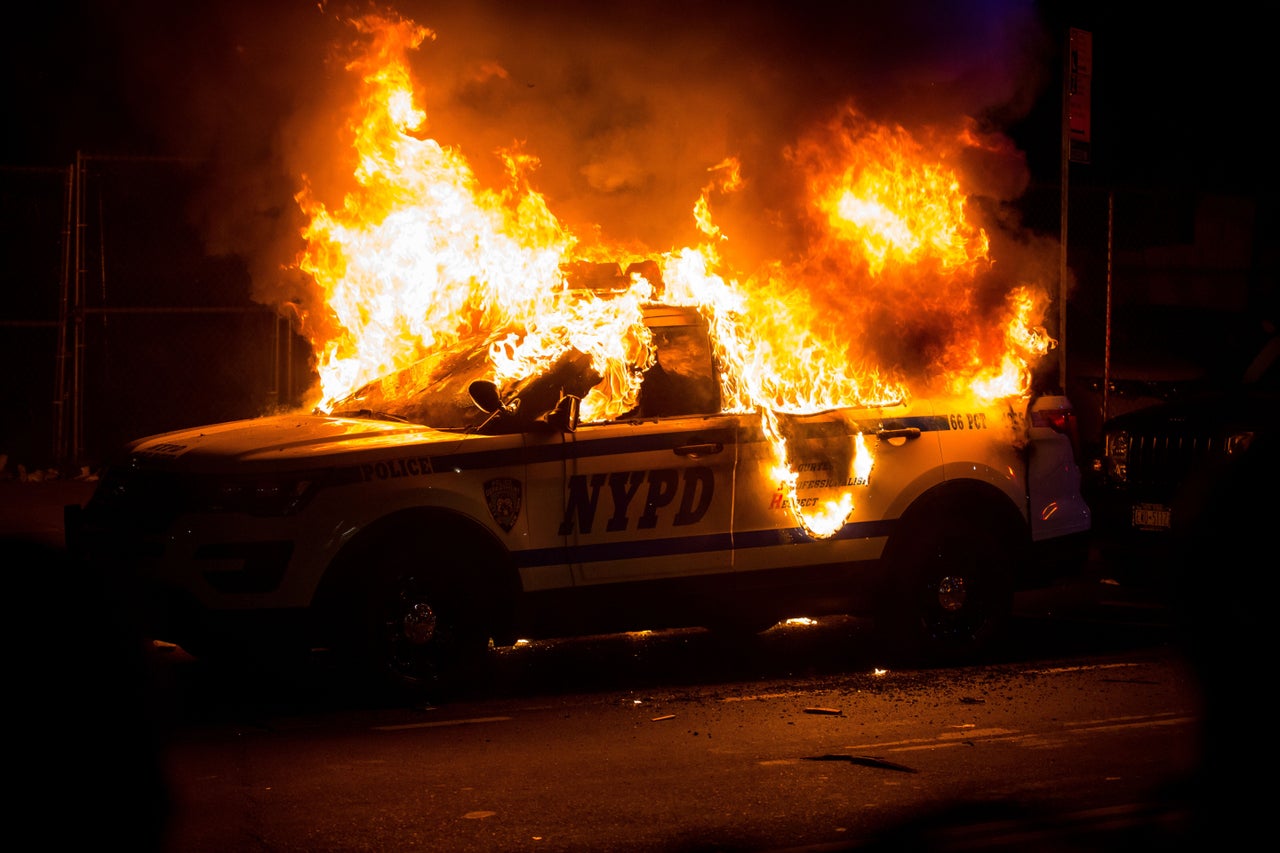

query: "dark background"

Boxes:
[2, 1, 1274, 471]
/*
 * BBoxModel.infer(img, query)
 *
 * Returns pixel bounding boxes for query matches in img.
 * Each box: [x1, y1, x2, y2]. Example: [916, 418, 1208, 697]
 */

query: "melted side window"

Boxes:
[636, 324, 720, 418]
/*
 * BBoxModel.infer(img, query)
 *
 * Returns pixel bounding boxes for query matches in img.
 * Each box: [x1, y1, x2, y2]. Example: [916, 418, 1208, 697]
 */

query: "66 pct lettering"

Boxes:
[948, 412, 989, 430]
[559, 467, 714, 535]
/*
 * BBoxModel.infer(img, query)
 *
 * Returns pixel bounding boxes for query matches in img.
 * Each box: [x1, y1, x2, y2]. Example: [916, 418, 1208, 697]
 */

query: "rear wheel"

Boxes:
[876, 506, 1017, 666]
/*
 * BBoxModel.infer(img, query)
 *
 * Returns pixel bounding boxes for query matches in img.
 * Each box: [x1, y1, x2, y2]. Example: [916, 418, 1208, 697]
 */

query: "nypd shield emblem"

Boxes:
[483, 477, 522, 533]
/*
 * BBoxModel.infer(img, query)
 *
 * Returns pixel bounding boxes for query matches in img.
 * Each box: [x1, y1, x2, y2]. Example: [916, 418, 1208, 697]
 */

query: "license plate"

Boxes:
[1131, 503, 1171, 530]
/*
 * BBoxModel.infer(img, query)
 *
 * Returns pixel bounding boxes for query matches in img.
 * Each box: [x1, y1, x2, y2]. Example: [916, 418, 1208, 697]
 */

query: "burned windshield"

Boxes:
[330, 336, 503, 431]
[329, 308, 718, 431]
[330, 335, 602, 432]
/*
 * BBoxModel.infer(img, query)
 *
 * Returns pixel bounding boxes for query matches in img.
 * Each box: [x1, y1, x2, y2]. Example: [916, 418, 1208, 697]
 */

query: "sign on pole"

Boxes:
[1068, 28, 1092, 164]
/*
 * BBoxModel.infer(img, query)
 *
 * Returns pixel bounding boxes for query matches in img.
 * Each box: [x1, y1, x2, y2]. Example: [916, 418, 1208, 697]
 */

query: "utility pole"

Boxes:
[1059, 47, 1071, 391]
[1061, 27, 1093, 390]
[53, 162, 75, 467]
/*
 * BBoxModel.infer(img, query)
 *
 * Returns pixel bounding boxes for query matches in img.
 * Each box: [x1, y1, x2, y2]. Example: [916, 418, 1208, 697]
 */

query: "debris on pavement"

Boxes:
[806, 754, 918, 773]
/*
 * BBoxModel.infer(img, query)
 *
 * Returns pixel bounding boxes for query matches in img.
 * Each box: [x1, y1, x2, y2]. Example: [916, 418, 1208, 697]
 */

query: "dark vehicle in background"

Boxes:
[1068, 305, 1262, 462]
[1088, 316, 1279, 577]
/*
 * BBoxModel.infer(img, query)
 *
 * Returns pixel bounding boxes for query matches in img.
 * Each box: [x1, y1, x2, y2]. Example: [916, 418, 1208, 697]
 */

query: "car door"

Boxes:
[563, 310, 737, 585]
[731, 401, 946, 576]
[562, 415, 737, 584]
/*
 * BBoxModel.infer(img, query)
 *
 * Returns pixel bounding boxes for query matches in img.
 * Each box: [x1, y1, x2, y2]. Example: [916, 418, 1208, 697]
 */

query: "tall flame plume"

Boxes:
[289, 10, 1055, 539]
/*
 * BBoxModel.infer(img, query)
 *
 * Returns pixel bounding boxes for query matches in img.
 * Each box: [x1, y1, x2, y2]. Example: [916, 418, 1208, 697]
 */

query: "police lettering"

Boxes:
[360, 456, 435, 481]
[559, 466, 714, 535]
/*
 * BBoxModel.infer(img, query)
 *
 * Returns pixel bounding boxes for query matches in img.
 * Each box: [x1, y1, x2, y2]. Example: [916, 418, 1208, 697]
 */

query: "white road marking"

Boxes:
[841, 713, 1195, 752]
[374, 715, 512, 731]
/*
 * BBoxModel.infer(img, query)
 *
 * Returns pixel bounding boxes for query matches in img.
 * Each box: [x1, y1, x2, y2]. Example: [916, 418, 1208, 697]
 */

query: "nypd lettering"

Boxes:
[559, 466, 715, 535]
[359, 456, 435, 481]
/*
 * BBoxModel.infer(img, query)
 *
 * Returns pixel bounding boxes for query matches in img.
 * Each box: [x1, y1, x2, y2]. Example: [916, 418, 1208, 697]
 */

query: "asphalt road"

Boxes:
[97, 616, 1213, 852]
[5, 475, 1243, 851]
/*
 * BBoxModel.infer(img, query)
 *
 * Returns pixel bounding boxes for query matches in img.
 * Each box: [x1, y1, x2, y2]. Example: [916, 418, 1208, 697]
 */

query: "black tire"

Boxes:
[350, 554, 492, 702]
[876, 505, 1017, 666]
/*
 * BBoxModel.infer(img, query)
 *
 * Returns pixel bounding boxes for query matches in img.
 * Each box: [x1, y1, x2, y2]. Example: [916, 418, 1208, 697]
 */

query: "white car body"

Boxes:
[71, 305, 1091, 692]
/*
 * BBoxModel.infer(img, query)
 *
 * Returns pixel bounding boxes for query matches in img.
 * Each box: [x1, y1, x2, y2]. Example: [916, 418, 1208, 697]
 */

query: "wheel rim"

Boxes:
[920, 572, 986, 642]
[915, 533, 1008, 653]
[935, 575, 967, 612]
[376, 574, 448, 685]
[400, 597, 439, 646]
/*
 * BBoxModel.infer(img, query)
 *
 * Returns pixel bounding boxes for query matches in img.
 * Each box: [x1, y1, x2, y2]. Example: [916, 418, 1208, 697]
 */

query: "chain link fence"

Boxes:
[1, 157, 310, 475]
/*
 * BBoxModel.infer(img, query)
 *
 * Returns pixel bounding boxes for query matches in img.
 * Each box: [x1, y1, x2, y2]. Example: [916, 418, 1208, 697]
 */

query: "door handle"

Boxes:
[875, 427, 921, 440]
[674, 442, 724, 458]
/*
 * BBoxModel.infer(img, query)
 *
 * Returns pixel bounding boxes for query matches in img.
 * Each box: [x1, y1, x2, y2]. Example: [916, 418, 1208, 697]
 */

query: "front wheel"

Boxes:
[876, 508, 1017, 666]
[352, 564, 491, 701]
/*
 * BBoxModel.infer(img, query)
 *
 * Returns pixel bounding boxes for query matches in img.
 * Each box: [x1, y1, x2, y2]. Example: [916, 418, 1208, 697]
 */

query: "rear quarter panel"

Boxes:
[731, 401, 946, 572]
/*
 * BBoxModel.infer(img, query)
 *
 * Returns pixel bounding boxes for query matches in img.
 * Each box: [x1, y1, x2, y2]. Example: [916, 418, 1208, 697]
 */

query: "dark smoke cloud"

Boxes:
[6, 1, 1053, 305]
[10, 1, 1268, 309]
[372, 0, 1051, 260]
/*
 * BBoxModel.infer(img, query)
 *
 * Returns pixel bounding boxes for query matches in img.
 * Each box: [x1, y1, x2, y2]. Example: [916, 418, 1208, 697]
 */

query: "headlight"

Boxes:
[1103, 429, 1129, 482]
[87, 464, 322, 521]
[202, 476, 318, 516]
[1226, 431, 1255, 455]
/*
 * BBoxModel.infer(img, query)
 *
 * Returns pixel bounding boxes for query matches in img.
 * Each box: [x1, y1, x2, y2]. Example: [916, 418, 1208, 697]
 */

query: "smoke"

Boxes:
[58, 1, 1050, 301]
[9, 0, 1056, 406]
[380, 0, 1050, 260]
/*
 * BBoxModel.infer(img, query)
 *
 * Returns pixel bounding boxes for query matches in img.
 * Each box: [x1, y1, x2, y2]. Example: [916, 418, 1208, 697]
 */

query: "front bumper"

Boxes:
[65, 503, 313, 658]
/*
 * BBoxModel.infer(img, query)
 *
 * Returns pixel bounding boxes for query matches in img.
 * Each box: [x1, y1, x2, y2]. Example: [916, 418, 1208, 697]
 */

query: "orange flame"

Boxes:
[295, 12, 578, 410]
[288, 12, 1057, 539]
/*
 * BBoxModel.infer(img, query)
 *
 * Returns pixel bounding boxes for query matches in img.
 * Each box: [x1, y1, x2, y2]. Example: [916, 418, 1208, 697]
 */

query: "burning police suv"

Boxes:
[70, 288, 1091, 697]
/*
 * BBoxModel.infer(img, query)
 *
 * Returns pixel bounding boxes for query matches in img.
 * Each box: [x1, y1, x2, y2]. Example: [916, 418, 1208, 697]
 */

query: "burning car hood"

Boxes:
[119, 412, 469, 469]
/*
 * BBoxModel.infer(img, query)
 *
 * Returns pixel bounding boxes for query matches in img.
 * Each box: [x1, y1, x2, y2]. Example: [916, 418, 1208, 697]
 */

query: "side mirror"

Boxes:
[469, 380, 507, 414]
[538, 394, 581, 433]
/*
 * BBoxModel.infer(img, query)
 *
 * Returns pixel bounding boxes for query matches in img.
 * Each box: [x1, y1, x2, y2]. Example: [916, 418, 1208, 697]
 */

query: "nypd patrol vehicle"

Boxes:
[69, 302, 1091, 696]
